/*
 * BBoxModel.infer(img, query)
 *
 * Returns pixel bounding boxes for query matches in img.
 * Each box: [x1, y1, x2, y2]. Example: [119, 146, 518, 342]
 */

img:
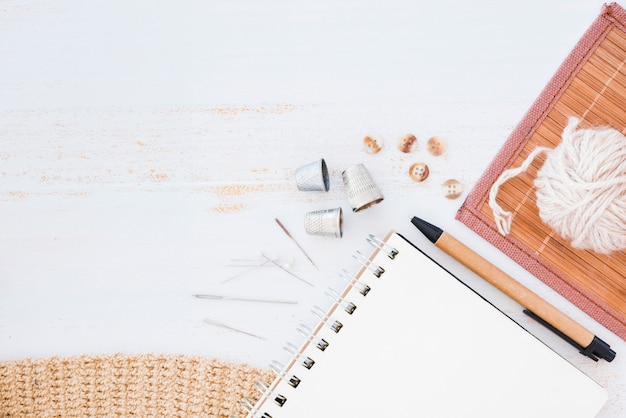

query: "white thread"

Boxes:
[488, 146, 552, 235]
[489, 117, 626, 254]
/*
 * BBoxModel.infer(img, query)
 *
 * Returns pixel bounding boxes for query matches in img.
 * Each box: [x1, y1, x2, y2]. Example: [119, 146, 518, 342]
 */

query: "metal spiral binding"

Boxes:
[244, 361, 297, 415]
[367, 234, 399, 259]
[269, 360, 301, 388]
[325, 287, 357, 314]
[353, 250, 385, 277]
[240, 399, 274, 418]
[248, 234, 396, 418]
[311, 305, 343, 333]
[339, 269, 371, 296]
[241, 397, 256, 414]
[254, 380, 288, 407]
[283, 342, 315, 369]
[297, 323, 329, 351]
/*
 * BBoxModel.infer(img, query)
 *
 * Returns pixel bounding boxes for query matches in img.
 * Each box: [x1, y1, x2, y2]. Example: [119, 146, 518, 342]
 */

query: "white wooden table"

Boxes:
[1, 1, 624, 416]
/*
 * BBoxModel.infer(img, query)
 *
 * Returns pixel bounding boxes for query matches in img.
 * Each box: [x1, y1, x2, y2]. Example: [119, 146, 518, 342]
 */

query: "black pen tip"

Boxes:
[584, 336, 616, 362]
[411, 216, 443, 244]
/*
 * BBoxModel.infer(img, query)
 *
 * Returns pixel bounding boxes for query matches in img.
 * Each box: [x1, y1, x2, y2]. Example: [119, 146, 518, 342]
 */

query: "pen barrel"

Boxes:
[438, 232, 595, 349]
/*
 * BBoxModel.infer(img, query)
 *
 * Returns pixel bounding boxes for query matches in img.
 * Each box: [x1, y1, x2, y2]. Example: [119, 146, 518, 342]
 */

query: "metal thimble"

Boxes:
[342, 164, 384, 212]
[295, 158, 330, 192]
[304, 207, 343, 238]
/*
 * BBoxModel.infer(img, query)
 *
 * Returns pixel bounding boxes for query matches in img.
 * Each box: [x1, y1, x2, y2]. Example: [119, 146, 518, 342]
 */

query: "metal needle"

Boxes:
[260, 253, 314, 287]
[221, 259, 272, 284]
[275, 218, 318, 269]
[203, 318, 266, 340]
[193, 294, 298, 304]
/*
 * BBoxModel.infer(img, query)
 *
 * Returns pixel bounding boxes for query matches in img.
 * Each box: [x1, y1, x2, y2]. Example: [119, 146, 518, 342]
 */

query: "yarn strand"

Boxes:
[489, 116, 626, 254]
[488, 146, 552, 235]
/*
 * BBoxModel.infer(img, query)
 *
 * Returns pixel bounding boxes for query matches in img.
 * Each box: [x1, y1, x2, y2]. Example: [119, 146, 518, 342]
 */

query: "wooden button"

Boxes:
[442, 179, 463, 199]
[409, 162, 429, 182]
[398, 133, 417, 153]
[363, 135, 383, 154]
[427, 136, 446, 156]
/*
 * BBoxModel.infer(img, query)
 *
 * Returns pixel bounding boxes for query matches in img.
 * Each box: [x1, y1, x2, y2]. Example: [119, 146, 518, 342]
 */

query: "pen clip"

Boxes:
[523, 309, 590, 356]
[523, 309, 615, 362]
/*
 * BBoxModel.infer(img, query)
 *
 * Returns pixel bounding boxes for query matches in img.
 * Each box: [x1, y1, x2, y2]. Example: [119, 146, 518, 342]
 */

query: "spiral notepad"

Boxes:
[244, 232, 607, 417]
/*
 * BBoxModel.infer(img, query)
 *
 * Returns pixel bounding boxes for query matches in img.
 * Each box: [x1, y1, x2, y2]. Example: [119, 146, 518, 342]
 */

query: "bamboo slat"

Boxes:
[462, 13, 626, 340]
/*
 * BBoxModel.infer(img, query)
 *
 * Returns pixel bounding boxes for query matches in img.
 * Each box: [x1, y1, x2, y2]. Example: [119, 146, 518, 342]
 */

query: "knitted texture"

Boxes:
[0, 354, 272, 418]
[535, 118, 626, 253]
[489, 117, 626, 254]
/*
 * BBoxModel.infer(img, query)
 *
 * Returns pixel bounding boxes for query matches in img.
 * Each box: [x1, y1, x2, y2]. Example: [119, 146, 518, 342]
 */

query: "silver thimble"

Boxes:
[304, 207, 343, 238]
[342, 164, 384, 212]
[295, 158, 330, 192]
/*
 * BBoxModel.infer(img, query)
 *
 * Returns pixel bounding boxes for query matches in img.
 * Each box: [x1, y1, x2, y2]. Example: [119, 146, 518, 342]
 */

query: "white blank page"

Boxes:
[253, 232, 607, 417]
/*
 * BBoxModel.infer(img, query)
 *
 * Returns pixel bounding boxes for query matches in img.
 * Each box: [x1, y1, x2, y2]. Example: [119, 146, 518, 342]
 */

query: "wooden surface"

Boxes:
[458, 4, 626, 344]
[1, 1, 624, 416]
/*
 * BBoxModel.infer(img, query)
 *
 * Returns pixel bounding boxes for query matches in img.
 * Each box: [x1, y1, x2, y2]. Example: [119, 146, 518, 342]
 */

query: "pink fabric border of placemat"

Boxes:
[456, 2, 626, 341]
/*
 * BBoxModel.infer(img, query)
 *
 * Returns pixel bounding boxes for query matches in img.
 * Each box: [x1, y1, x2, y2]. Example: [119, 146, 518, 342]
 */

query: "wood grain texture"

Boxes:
[1, 1, 624, 417]
[463, 18, 626, 336]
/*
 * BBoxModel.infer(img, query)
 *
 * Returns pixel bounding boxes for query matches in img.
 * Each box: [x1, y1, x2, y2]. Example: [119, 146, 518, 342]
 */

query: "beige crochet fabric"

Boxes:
[0, 354, 272, 417]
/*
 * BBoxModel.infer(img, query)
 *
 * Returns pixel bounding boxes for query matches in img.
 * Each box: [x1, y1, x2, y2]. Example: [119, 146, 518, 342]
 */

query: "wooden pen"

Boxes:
[411, 216, 615, 362]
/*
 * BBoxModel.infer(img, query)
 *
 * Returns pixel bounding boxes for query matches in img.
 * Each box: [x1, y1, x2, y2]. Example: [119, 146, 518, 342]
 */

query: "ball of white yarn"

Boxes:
[534, 117, 626, 254]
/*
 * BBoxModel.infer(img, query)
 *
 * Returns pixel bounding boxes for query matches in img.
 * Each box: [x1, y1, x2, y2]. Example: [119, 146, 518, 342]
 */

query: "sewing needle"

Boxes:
[193, 294, 298, 304]
[274, 218, 318, 269]
[203, 318, 266, 340]
[221, 259, 272, 284]
[260, 253, 314, 287]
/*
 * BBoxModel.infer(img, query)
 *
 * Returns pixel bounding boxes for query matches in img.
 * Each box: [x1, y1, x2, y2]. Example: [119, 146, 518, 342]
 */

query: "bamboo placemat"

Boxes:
[457, 2, 626, 341]
[0, 354, 272, 417]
